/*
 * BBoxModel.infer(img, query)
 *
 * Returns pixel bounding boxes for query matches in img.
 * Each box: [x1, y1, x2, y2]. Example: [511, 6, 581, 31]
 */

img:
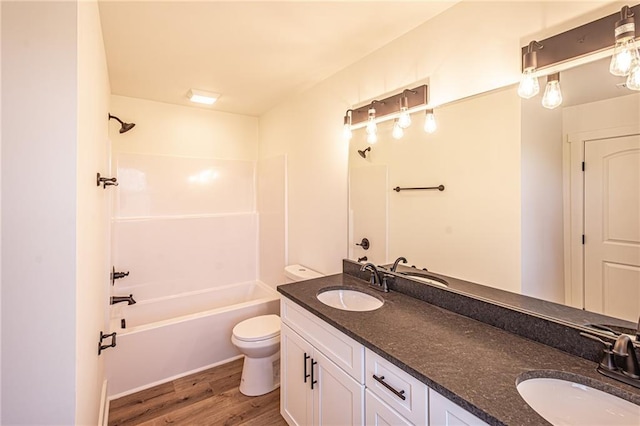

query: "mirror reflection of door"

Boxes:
[584, 134, 640, 322]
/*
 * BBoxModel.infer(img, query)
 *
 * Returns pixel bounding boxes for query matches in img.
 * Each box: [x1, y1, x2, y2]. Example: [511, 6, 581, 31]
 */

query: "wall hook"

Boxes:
[96, 173, 118, 189]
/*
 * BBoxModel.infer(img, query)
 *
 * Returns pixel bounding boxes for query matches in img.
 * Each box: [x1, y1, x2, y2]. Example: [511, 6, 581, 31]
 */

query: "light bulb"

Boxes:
[398, 96, 412, 128]
[367, 131, 378, 144]
[342, 112, 352, 141]
[610, 8, 637, 77]
[392, 119, 404, 139]
[366, 108, 377, 136]
[518, 69, 540, 99]
[627, 59, 640, 90]
[424, 109, 437, 134]
[610, 38, 639, 76]
[542, 74, 562, 109]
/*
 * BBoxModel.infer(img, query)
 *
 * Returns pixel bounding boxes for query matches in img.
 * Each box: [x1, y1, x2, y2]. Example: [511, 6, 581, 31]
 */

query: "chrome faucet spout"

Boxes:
[360, 263, 390, 292]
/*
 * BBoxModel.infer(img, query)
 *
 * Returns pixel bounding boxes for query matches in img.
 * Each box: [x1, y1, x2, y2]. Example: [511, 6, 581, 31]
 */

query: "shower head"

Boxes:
[108, 114, 136, 134]
[358, 147, 371, 158]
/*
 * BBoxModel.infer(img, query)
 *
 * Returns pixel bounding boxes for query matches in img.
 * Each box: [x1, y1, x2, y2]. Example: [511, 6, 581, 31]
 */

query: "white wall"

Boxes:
[1, 2, 78, 423]
[76, 1, 111, 423]
[259, 1, 621, 281]
[521, 97, 564, 302]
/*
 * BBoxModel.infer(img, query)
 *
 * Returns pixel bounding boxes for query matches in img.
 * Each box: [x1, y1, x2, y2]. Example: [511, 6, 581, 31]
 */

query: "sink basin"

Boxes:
[400, 273, 448, 288]
[317, 288, 383, 311]
[517, 377, 640, 425]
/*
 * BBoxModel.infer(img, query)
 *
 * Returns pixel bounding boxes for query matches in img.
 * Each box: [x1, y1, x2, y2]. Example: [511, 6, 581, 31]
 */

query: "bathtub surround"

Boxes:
[106, 96, 284, 397]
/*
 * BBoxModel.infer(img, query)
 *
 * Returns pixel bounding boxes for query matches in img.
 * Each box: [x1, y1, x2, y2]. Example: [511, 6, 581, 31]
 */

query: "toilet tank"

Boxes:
[284, 264, 323, 283]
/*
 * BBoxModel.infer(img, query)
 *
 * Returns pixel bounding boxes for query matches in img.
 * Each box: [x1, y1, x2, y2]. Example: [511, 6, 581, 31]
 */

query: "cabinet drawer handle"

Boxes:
[372, 374, 406, 401]
[304, 353, 310, 383]
[311, 359, 318, 390]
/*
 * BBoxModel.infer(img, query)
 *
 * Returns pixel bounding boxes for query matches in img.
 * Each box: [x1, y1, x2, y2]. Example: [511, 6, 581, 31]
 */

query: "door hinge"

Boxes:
[582, 234, 585, 245]
[582, 161, 585, 171]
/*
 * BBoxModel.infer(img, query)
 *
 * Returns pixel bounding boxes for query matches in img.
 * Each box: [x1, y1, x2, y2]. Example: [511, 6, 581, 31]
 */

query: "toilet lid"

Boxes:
[233, 314, 280, 342]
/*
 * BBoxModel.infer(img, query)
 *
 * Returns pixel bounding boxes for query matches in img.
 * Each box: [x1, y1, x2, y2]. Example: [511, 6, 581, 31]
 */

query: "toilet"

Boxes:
[231, 264, 323, 396]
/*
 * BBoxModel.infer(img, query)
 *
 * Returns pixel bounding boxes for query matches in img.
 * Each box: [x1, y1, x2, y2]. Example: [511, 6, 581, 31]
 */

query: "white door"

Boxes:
[313, 350, 364, 426]
[584, 134, 640, 321]
[281, 324, 314, 426]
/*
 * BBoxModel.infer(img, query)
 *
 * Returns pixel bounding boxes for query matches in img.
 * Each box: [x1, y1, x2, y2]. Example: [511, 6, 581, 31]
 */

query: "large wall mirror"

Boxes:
[348, 56, 640, 325]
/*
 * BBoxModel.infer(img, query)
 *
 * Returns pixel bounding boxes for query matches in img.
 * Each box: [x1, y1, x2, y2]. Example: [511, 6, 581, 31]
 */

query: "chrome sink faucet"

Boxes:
[360, 263, 390, 292]
[613, 335, 640, 379]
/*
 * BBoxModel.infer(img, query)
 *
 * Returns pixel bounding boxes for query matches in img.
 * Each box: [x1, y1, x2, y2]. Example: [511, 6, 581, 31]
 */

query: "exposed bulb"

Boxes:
[518, 69, 540, 99]
[424, 109, 437, 134]
[342, 123, 353, 141]
[610, 38, 639, 76]
[542, 75, 562, 109]
[366, 108, 377, 136]
[398, 95, 412, 128]
[367, 131, 378, 144]
[392, 119, 404, 139]
[627, 59, 640, 90]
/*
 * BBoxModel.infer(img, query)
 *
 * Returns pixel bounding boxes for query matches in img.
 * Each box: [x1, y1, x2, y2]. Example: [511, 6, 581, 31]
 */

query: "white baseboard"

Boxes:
[98, 380, 109, 426]
[108, 355, 244, 401]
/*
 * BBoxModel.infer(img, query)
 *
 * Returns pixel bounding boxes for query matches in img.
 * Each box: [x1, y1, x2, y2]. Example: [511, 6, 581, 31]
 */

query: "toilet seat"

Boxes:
[232, 314, 280, 342]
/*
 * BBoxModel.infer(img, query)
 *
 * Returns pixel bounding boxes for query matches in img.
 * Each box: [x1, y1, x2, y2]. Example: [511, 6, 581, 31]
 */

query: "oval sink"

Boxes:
[317, 288, 383, 311]
[517, 377, 640, 425]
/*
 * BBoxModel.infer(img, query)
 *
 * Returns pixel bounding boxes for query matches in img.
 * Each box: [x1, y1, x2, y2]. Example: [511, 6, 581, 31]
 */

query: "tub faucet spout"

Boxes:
[111, 294, 136, 305]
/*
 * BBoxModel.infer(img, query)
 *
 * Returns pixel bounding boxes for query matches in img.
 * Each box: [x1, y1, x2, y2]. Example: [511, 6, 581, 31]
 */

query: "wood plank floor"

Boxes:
[108, 358, 288, 426]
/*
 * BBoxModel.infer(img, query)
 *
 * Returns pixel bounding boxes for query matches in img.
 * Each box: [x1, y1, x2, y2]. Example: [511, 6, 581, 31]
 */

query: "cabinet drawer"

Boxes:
[281, 298, 365, 383]
[365, 348, 427, 425]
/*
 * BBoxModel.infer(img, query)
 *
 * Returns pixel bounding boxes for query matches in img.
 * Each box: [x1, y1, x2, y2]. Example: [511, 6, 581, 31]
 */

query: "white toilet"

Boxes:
[231, 264, 323, 396]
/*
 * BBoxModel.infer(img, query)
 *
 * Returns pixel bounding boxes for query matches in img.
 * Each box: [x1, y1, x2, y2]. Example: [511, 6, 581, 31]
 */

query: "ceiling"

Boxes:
[98, 1, 458, 116]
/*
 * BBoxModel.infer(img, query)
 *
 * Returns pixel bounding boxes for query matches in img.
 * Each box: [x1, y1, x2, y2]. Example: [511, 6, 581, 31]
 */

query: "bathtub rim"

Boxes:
[110, 280, 279, 335]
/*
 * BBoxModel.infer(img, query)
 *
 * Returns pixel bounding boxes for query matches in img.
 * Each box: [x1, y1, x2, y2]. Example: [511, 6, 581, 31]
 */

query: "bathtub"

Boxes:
[105, 280, 280, 398]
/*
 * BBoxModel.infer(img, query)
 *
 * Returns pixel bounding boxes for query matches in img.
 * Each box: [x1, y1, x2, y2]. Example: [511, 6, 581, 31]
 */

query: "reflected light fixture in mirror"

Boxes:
[518, 41, 543, 99]
[392, 118, 404, 139]
[609, 6, 639, 77]
[542, 73, 563, 109]
[343, 109, 353, 141]
[366, 107, 378, 144]
[398, 92, 412, 128]
[424, 109, 437, 133]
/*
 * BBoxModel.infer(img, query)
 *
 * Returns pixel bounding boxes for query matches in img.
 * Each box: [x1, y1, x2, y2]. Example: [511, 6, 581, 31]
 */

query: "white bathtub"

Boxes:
[105, 281, 280, 398]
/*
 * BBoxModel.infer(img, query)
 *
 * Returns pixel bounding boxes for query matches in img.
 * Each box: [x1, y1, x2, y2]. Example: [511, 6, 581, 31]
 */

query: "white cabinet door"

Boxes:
[281, 324, 314, 426]
[313, 350, 364, 426]
[429, 389, 488, 426]
[366, 389, 412, 426]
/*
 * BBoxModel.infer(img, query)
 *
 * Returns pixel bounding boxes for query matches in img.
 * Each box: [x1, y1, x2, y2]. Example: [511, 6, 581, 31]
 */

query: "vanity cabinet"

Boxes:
[429, 389, 489, 426]
[281, 297, 490, 426]
[280, 299, 365, 426]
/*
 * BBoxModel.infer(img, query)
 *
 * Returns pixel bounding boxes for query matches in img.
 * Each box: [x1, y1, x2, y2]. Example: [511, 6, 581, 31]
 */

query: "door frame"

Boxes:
[564, 124, 640, 309]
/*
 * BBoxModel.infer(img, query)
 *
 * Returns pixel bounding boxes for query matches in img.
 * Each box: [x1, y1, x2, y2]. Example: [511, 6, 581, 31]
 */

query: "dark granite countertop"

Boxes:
[277, 273, 640, 426]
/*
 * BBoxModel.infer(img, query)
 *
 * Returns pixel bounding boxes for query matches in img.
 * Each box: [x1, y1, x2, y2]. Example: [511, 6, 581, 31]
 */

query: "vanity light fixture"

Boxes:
[187, 89, 219, 105]
[343, 110, 353, 141]
[424, 109, 437, 134]
[392, 118, 404, 139]
[398, 91, 413, 128]
[542, 73, 563, 109]
[366, 107, 378, 144]
[518, 41, 543, 99]
[609, 6, 639, 77]
[627, 58, 640, 89]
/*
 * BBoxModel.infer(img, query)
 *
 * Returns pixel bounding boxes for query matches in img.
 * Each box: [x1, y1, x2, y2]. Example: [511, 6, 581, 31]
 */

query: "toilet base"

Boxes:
[239, 351, 280, 396]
